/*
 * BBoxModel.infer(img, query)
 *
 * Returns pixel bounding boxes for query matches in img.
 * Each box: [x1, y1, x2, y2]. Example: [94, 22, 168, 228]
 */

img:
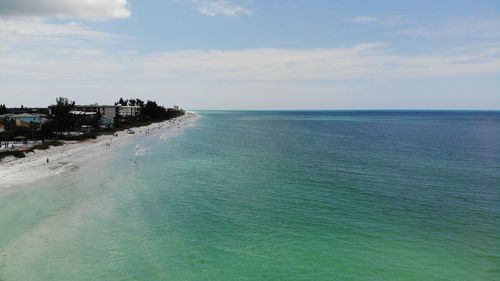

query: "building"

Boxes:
[73, 104, 119, 119]
[70, 111, 99, 131]
[0, 113, 47, 126]
[70, 110, 115, 129]
[70, 111, 98, 116]
[5, 108, 48, 114]
[119, 106, 141, 117]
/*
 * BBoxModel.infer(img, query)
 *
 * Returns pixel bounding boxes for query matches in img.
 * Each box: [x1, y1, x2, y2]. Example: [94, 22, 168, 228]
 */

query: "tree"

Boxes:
[91, 111, 102, 129]
[5, 118, 16, 132]
[0, 104, 6, 115]
[140, 100, 182, 120]
[136, 99, 145, 108]
[48, 97, 76, 134]
[3, 118, 17, 143]
[41, 120, 56, 139]
[28, 121, 40, 142]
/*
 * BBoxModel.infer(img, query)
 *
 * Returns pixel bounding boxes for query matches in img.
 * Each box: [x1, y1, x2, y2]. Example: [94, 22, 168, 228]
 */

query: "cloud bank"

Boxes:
[345, 15, 403, 25]
[0, 8, 498, 109]
[0, 0, 131, 20]
[395, 18, 500, 39]
[138, 44, 500, 81]
[194, 0, 252, 17]
[2, 23, 499, 83]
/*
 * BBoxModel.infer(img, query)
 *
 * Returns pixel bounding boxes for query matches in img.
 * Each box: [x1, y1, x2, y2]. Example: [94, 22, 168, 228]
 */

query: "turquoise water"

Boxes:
[0, 111, 499, 280]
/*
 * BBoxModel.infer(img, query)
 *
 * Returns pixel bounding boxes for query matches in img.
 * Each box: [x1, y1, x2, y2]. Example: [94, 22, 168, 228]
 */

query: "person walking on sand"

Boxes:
[46, 158, 49, 164]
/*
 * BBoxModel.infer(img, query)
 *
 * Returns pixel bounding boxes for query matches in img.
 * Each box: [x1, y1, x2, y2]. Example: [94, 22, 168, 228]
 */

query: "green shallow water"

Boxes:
[0, 111, 499, 280]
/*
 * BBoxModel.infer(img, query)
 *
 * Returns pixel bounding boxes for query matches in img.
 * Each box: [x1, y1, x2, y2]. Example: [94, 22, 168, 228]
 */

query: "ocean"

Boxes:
[0, 111, 499, 280]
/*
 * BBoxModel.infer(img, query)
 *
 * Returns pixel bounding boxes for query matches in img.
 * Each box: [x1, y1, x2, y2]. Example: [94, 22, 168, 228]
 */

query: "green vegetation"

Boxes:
[0, 140, 64, 161]
[61, 132, 100, 141]
[0, 150, 26, 161]
[41, 97, 78, 138]
[116, 98, 145, 107]
[0, 97, 185, 160]
[0, 117, 41, 147]
[39, 97, 184, 141]
[29, 140, 64, 151]
[115, 98, 185, 123]
[0, 104, 6, 115]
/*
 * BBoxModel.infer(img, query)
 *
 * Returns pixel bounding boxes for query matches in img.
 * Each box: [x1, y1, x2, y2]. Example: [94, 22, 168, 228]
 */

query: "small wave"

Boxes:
[134, 144, 150, 156]
[54, 163, 79, 175]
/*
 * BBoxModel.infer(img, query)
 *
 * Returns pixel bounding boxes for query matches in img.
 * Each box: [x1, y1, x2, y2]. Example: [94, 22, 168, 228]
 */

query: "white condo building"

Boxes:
[119, 106, 141, 117]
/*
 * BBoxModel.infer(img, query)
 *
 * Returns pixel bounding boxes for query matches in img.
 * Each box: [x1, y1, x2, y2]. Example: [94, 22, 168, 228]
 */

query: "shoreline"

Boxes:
[0, 111, 199, 191]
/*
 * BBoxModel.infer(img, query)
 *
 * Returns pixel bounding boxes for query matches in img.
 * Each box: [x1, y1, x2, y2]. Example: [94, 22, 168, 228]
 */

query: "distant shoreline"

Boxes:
[0, 112, 199, 192]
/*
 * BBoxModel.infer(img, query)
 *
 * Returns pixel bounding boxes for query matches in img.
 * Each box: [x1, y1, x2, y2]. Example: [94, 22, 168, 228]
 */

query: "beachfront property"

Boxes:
[68, 104, 120, 128]
[0, 113, 48, 126]
[119, 105, 141, 117]
[70, 110, 114, 129]
[69, 111, 99, 117]
[71, 104, 142, 119]
[64, 103, 143, 128]
[73, 104, 119, 119]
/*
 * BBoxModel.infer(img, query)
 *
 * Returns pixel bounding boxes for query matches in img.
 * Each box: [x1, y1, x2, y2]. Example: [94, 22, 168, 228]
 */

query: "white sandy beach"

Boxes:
[0, 112, 199, 191]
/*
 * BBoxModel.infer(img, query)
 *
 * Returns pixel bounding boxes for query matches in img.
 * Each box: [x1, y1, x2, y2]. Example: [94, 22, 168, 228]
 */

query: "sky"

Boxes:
[0, 0, 499, 109]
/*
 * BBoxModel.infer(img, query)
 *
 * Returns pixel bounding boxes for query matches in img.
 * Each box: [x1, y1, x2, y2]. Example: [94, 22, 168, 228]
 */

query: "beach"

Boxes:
[0, 111, 199, 192]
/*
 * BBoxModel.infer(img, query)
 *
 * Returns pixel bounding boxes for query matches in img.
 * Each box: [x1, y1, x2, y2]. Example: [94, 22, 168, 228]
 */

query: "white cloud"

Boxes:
[0, 19, 123, 45]
[1, 17, 499, 108]
[345, 15, 403, 25]
[0, 0, 131, 20]
[2, 26, 499, 83]
[135, 43, 392, 81]
[193, 0, 252, 17]
[136, 44, 500, 81]
[395, 18, 500, 39]
[1, 17, 498, 82]
[345, 16, 378, 24]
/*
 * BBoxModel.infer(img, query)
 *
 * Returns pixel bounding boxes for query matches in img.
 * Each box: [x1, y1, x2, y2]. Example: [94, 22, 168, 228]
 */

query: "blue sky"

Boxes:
[0, 0, 499, 109]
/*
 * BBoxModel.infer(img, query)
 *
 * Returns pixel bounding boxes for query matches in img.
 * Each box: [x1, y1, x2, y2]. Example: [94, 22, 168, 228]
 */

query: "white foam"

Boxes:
[134, 144, 149, 156]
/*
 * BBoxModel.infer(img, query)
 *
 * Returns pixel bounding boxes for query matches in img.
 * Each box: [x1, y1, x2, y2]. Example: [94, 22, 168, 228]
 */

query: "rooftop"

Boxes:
[0, 113, 46, 118]
[75, 104, 119, 108]
[70, 111, 97, 115]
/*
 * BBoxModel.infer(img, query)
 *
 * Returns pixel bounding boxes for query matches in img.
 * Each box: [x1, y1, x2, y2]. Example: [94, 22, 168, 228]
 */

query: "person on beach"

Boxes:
[46, 158, 49, 164]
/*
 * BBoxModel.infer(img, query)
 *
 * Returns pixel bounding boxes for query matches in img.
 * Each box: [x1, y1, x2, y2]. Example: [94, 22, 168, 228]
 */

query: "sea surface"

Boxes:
[0, 111, 499, 280]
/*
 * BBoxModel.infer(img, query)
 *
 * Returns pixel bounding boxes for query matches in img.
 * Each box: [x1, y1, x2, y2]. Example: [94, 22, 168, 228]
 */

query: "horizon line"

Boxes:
[188, 109, 500, 112]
